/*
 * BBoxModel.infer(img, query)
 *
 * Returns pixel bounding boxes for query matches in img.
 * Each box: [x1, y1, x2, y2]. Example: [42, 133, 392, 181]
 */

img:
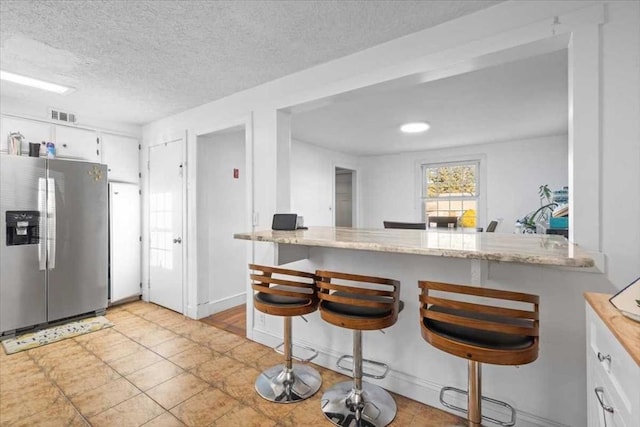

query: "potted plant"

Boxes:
[516, 185, 558, 233]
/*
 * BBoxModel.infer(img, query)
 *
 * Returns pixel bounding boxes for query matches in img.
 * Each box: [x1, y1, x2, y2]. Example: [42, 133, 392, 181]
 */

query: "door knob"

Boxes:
[173, 237, 182, 244]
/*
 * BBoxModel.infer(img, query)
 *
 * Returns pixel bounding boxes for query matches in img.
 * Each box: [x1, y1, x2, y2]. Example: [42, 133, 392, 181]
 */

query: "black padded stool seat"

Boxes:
[418, 280, 540, 427]
[255, 285, 313, 306]
[321, 292, 405, 318]
[424, 305, 535, 350]
[249, 264, 322, 404]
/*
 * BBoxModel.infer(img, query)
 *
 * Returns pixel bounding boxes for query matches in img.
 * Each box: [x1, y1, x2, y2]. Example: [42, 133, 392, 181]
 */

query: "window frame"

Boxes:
[420, 159, 482, 228]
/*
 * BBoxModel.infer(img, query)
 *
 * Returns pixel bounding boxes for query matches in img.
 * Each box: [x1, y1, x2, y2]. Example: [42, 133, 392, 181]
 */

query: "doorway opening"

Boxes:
[335, 167, 356, 227]
[195, 125, 248, 335]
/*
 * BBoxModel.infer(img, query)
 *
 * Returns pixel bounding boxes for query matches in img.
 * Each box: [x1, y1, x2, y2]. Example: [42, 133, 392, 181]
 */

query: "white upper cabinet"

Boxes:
[53, 125, 100, 162]
[1, 116, 52, 154]
[101, 134, 139, 183]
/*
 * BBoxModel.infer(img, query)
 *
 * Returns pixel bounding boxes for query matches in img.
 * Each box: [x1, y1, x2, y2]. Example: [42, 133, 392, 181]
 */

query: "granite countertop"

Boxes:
[234, 226, 594, 267]
[585, 292, 640, 366]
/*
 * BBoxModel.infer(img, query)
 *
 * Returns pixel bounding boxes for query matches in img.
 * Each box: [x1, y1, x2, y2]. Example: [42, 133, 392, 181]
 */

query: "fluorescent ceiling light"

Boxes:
[0, 70, 72, 94]
[400, 122, 430, 133]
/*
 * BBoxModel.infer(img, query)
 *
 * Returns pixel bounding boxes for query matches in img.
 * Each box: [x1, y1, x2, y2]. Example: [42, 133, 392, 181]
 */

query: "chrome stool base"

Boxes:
[255, 364, 321, 403]
[321, 381, 397, 427]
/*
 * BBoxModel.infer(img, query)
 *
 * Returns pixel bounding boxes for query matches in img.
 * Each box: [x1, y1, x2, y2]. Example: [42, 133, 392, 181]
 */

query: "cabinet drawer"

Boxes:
[589, 361, 632, 427]
[587, 305, 639, 425]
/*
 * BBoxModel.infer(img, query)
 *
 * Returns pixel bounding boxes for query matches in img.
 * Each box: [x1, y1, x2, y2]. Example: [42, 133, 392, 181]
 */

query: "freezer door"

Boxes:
[0, 156, 47, 334]
[46, 159, 108, 321]
[109, 183, 141, 302]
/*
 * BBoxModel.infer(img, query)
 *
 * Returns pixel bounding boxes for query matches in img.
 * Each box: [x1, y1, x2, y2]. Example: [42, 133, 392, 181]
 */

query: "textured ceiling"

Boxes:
[292, 49, 568, 155]
[0, 0, 502, 126]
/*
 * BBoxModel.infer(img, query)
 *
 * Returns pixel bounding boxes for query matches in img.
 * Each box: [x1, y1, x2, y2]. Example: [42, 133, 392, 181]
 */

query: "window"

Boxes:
[422, 161, 479, 228]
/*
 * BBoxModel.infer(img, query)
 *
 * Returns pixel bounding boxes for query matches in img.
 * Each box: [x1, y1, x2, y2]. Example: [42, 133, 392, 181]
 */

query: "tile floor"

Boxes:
[0, 300, 464, 426]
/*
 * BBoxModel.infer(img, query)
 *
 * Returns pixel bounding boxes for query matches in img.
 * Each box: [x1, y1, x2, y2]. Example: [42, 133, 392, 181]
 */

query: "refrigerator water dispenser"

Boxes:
[5, 211, 40, 246]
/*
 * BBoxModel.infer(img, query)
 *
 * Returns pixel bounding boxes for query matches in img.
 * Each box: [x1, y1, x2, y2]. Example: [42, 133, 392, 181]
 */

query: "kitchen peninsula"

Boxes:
[235, 226, 602, 426]
[234, 226, 595, 268]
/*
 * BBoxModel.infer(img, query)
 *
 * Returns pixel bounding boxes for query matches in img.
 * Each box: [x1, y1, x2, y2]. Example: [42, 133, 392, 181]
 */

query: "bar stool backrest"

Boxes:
[419, 281, 539, 365]
[249, 264, 318, 317]
[316, 270, 400, 331]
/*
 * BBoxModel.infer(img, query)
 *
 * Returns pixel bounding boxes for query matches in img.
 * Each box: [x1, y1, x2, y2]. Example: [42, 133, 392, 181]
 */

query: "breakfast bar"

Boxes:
[235, 226, 603, 426]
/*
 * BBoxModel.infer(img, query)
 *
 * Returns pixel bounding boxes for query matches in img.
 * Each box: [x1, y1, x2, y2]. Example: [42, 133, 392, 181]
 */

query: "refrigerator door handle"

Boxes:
[47, 177, 56, 270]
[38, 178, 47, 270]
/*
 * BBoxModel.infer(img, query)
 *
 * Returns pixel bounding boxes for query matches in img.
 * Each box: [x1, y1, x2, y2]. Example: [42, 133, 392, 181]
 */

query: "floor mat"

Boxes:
[2, 316, 114, 355]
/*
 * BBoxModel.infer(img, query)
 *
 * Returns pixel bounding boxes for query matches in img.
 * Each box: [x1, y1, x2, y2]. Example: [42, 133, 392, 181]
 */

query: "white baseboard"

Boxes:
[195, 292, 246, 319]
[251, 328, 569, 427]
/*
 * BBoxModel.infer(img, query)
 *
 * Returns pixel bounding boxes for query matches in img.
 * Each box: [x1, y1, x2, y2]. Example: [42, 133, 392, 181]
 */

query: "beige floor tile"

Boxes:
[141, 309, 185, 325]
[55, 363, 121, 397]
[150, 336, 197, 358]
[108, 348, 164, 376]
[135, 327, 178, 348]
[125, 301, 164, 315]
[243, 393, 297, 421]
[0, 382, 63, 425]
[142, 411, 186, 427]
[28, 339, 86, 363]
[73, 326, 119, 344]
[168, 345, 215, 370]
[411, 404, 466, 426]
[70, 377, 140, 417]
[43, 353, 105, 380]
[204, 330, 246, 353]
[0, 357, 42, 384]
[11, 397, 88, 427]
[277, 396, 324, 427]
[218, 366, 261, 401]
[92, 339, 144, 362]
[0, 351, 31, 369]
[225, 340, 272, 367]
[170, 387, 241, 427]
[126, 360, 183, 391]
[146, 372, 208, 409]
[189, 355, 242, 386]
[167, 320, 208, 337]
[89, 393, 165, 427]
[210, 405, 277, 427]
[1, 370, 49, 394]
[254, 349, 284, 371]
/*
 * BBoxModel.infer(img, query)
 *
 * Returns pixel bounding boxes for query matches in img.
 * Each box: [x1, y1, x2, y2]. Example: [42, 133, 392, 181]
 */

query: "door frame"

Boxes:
[146, 133, 187, 314]
[192, 116, 254, 326]
[332, 163, 359, 227]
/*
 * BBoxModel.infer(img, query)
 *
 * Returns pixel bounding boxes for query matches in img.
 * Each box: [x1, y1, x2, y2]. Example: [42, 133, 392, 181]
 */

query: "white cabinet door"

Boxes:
[101, 134, 139, 183]
[109, 183, 141, 303]
[0, 116, 52, 154]
[53, 125, 100, 161]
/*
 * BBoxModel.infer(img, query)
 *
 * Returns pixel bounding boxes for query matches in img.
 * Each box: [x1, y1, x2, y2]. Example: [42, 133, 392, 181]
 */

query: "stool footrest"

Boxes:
[274, 342, 319, 362]
[439, 386, 516, 426]
[336, 355, 390, 379]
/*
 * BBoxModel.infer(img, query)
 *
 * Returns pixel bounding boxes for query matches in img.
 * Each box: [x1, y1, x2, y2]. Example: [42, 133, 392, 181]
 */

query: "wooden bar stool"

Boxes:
[250, 264, 322, 403]
[317, 270, 401, 427]
[418, 281, 539, 426]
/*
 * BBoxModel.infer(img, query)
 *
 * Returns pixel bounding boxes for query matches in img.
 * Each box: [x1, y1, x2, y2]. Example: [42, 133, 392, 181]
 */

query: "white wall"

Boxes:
[290, 138, 359, 226]
[359, 135, 568, 231]
[196, 130, 247, 316]
[600, 1, 640, 287]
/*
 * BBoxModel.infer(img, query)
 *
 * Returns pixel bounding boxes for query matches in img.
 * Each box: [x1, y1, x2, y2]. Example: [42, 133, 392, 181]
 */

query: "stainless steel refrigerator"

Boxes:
[1, 155, 108, 336]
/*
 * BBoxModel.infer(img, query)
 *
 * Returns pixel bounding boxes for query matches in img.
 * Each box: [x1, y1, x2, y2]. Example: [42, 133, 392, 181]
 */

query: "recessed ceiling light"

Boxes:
[400, 122, 430, 133]
[0, 70, 73, 94]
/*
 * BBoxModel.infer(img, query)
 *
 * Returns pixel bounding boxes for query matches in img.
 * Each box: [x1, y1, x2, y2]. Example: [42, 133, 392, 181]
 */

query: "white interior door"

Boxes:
[149, 140, 183, 313]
